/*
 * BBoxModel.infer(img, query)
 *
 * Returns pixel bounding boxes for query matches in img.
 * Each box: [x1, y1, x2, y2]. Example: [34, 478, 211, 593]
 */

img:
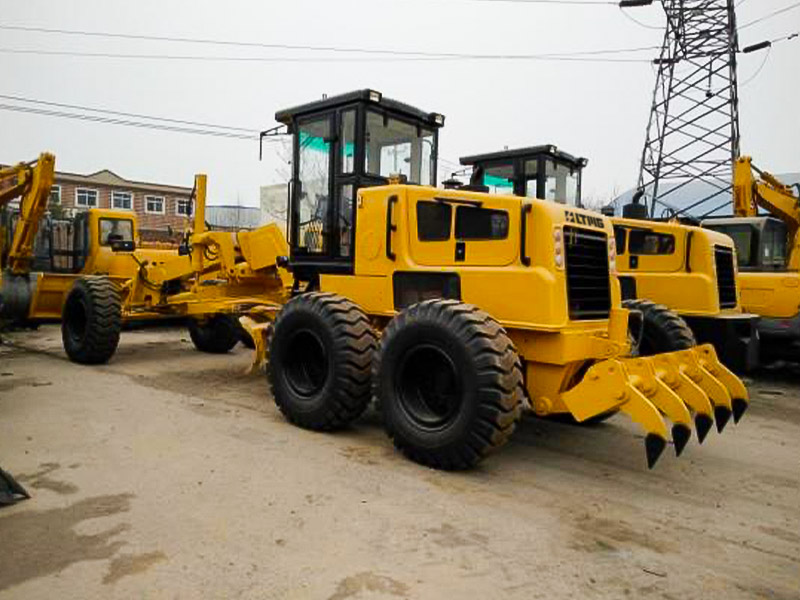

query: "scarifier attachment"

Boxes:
[560, 344, 749, 469]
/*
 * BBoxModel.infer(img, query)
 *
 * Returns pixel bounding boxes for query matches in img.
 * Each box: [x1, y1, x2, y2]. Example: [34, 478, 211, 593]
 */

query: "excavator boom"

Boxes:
[0, 153, 56, 275]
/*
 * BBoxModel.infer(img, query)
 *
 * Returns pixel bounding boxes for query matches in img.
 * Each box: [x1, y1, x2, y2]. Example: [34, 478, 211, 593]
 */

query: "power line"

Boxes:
[0, 103, 260, 140]
[618, 6, 662, 29]
[739, 46, 772, 88]
[423, 0, 615, 4]
[0, 23, 653, 61]
[0, 93, 257, 133]
[739, 2, 800, 29]
[0, 46, 654, 63]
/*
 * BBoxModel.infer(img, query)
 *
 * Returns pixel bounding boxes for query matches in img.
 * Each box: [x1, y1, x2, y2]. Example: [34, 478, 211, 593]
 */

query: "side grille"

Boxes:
[563, 226, 612, 320]
[715, 245, 738, 309]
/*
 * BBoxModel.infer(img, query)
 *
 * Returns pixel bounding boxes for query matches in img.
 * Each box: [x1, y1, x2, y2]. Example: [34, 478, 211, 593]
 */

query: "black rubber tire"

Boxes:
[374, 299, 524, 470]
[188, 314, 240, 354]
[268, 292, 377, 431]
[61, 276, 122, 365]
[623, 299, 696, 356]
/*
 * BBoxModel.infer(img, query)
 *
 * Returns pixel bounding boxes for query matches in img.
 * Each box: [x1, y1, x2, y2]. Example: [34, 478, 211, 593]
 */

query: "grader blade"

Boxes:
[238, 314, 272, 374]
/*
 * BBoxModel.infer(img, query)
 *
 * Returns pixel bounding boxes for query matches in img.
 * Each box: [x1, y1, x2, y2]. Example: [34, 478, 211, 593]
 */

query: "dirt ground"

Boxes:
[0, 325, 798, 600]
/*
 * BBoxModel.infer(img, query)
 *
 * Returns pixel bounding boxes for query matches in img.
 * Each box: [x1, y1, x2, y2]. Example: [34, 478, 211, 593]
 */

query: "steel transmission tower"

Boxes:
[636, 0, 740, 218]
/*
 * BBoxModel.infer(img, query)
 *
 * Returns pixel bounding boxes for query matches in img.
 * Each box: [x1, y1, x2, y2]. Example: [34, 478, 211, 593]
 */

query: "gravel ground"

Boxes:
[0, 325, 798, 600]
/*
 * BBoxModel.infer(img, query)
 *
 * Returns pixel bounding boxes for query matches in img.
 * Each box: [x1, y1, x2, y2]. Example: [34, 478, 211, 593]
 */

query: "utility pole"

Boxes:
[633, 0, 741, 218]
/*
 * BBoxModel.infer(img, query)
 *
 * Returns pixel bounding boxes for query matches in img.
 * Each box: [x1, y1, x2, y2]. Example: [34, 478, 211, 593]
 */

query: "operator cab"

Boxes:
[459, 145, 587, 206]
[275, 89, 444, 281]
[703, 216, 789, 272]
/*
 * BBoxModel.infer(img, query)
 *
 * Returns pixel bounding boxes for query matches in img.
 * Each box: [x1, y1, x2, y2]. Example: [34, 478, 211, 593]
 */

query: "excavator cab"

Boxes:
[704, 216, 789, 272]
[275, 89, 444, 282]
[459, 145, 587, 205]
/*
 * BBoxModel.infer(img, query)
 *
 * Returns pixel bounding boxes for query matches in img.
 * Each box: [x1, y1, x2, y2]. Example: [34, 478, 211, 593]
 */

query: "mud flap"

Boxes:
[0, 467, 30, 507]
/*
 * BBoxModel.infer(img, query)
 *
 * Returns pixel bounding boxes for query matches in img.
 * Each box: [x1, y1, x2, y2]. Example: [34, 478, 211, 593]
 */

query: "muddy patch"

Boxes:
[102, 551, 167, 584]
[0, 377, 52, 393]
[571, 515, 670, 555]
[424, 523, 489, 548]
[328, 572, 409, 600]
[16, 462, 79, 495]
[0, 493, 134, 590]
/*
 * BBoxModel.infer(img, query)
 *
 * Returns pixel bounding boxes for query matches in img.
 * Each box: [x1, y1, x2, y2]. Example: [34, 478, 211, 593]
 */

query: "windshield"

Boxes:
[365, 111, 435, 185]
[99, 218, 134, 246]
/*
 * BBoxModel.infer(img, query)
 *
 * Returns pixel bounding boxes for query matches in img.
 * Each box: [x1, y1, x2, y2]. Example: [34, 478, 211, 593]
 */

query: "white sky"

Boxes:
[1, 0, 797, 207]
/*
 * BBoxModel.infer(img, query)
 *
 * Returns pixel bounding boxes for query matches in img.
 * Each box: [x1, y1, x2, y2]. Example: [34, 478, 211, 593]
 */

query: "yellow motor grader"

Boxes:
[5, 91, 749, 470]
[457, 145, 760, 373]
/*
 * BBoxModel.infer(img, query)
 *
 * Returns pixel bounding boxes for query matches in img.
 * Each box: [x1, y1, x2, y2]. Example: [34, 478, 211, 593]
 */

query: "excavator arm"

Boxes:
[0, 153, 56, 275]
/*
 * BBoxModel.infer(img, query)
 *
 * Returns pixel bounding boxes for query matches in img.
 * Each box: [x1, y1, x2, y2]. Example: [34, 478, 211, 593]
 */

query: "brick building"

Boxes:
[48, 168, 195, 241]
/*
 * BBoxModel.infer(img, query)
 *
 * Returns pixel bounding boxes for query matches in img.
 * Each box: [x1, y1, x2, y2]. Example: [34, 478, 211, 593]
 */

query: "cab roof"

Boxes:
[275, 89, 445, 130]
[460, 145, 588, 169]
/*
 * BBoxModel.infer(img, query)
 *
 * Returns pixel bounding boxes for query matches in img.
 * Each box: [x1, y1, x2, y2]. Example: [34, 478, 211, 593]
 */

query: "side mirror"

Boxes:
[111, 239, 136, 252]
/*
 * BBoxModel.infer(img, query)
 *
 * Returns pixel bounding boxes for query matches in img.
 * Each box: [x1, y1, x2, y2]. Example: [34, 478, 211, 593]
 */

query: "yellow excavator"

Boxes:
[703, 157, 800, 361]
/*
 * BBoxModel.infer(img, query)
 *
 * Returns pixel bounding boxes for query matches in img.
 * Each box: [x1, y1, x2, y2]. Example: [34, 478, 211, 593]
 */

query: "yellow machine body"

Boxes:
[613, 218, 742, 317]
[703, 157, 800, 350]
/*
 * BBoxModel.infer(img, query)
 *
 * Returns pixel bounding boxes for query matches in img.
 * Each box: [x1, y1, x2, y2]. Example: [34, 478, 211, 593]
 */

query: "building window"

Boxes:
[111, 191, 133, 211]
[75, 188, 98, 208]
[49, 185, 61, 205]
[145, 195, 165, 214]
[176, 198, 193, 216]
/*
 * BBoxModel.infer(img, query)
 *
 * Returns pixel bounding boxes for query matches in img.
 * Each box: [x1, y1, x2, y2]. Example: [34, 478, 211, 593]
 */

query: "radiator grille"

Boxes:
[563, 226, 612, 320]
[715, 245, 738, 309]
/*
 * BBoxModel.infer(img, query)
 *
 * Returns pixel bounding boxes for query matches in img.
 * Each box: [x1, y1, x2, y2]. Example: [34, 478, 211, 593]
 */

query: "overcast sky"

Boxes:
[1, 0, 797, 207]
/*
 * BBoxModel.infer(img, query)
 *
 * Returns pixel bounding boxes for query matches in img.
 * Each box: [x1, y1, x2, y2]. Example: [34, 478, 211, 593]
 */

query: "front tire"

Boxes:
[268, 293, 377, 431]
[62, 276, 122, 364]
[188, 314, 239, 354]
[374, 300, 524, 470]
[624, 299, 696, 356]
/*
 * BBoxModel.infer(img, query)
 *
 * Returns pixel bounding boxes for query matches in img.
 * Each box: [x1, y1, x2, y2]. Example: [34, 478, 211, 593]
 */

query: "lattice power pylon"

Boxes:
[636, 0, 741, 218]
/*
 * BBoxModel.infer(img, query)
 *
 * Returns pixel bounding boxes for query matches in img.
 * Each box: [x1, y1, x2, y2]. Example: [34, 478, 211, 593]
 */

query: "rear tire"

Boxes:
[623, 299, 696, 356]
[268, 293, 377, 431]
[374, 299, 524, 470]
[62, 276, 122, 365]
[188, 314, 239, 353]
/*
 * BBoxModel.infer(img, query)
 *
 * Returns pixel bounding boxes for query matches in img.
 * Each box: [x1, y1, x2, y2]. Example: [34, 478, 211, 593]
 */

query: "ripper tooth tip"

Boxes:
[645, 434, 667, 469]
[695, 414, 713, 444]
[714, 406, 732, 433]
[732, 398, 748, 424]
[671, 424, 691, 457]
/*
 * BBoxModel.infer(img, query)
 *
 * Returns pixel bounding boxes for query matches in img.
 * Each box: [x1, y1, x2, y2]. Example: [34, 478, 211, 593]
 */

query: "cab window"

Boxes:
[613, 225, 627, 254]
[99, 218, 134, 246]
[417, 201, 451, 241]
[481, 164, 515, 194]
[455, 206, 509, 240]
[761, 220, 788, 269]
[628, 230, 675, 255]
[365, 111, 435, 185]
[708, 224, 755, 267]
